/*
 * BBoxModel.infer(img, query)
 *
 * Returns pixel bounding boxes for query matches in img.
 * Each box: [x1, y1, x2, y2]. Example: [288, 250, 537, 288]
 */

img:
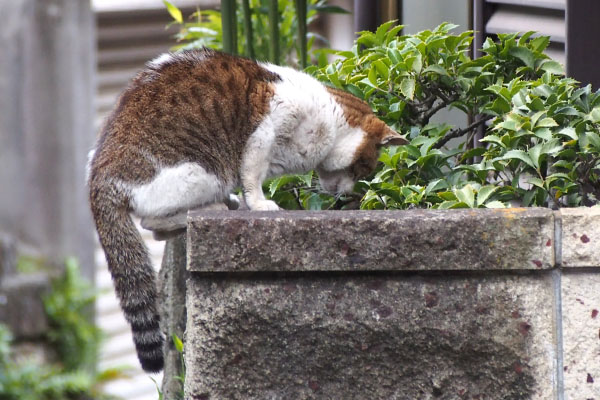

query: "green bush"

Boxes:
[0, 259, 125, 400]
[304, 23, 600, 209]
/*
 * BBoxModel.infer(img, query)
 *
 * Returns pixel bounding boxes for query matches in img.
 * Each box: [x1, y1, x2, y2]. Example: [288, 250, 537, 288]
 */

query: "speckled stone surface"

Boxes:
[187, 208, 555, 272]
[561, 207, 600, 267]
[159, 234, 187, 399]
[562, 272, 600, 399]
[185, 273, 557, 400]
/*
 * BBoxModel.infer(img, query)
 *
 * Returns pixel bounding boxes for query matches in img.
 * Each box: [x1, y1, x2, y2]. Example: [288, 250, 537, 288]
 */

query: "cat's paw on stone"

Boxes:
[251, 200, 280, 211]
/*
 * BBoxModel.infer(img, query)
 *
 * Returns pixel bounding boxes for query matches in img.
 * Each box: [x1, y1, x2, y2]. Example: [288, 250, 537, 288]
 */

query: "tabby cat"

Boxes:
[87, 48, 407, 372]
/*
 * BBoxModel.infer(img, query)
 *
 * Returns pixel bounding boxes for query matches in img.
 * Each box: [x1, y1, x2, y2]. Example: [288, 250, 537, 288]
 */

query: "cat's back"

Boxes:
[108, 48, 280, 142]
[90, 49, 281, 183]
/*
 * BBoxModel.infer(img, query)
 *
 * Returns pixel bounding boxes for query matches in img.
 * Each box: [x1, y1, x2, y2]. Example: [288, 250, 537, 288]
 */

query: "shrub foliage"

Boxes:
[303, 23, 600, 209]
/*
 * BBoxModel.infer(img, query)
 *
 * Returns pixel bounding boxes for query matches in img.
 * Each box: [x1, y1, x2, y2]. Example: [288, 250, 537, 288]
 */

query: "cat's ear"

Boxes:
[380, 129, 409, 146]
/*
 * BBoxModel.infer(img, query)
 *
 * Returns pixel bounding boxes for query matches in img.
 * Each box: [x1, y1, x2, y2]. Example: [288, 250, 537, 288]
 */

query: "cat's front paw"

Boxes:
[250, 200, 280, 211]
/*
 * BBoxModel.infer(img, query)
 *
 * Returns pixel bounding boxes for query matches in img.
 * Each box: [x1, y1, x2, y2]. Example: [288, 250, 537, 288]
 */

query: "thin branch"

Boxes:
[434, 115, 494, 149]
[419, 97, 456, 125]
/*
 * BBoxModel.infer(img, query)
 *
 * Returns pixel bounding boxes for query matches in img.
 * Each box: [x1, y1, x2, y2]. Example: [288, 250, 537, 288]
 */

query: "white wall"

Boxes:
[402, 0, 470, 34]
[403, 0, 471, 133]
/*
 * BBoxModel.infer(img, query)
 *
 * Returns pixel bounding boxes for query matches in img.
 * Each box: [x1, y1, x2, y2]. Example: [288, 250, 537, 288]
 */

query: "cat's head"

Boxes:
[317, 88, 408, 194]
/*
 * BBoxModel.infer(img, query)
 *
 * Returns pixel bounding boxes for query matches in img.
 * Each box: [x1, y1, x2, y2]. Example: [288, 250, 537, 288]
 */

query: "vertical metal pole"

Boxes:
[472, 0, 485, 59]
[397, 0, 403, 25]
[354, 0, 379, 33]
[472, 0, 486, 153]
[566, 0, 600, 88]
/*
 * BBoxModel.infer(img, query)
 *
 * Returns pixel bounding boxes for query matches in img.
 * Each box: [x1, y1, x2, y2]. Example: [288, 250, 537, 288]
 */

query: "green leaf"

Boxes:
[400, 77, 416, 100]
[368, 66, 378, 86]
[345, 84, 365, 99]
[540, 60, 564, 75]
[476, 185, 499, 206]
[585, 131, 600, 149]
[480, 135, 506, 148]
[410, 53, 422, 74]
[375, 20, 396, 44]
[373, 60, 389, 80]
[530, 36, 550, 53]
[509, 46, 535, 69]
[164, 0, 183, 23]
[172, 334, 184, 353]
[535, 117, 558, 128]
[490, 97, 511, 114]
[557, 127, 578, 140]
[424, 179, 448, 195]
[484, 201, 506, 209]
[552, 160, 573, 170]
[423, 64, 449, 76]
[528, 177, 545, 189]
[454, 184, 475, 208]
[588, 107, 600, 123]
[385, 25, 405, 43]
[497, 150, 536, 169]
[437, 200, 460, 209]
[533, 128, 553, 141]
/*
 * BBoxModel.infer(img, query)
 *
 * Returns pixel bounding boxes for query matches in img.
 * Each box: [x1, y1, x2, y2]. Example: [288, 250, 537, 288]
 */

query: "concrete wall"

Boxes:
[160, 207, 600, 399]
[0, 0, 96, 279]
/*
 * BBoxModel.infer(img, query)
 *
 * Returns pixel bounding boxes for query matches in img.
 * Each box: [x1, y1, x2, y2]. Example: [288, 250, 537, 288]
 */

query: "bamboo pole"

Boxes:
[242, 0, 255, 58]
[295, 0, 307, 68]
[221, 0, 237, 54]
[268, 0, 280, 64]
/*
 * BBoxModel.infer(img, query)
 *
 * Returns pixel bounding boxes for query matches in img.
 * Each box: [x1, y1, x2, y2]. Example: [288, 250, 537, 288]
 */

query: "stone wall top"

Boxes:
[187, 208, 555, 272]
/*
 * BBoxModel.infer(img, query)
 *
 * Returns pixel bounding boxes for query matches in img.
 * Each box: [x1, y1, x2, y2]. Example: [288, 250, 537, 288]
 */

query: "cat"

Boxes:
[87, 48, 407, 373]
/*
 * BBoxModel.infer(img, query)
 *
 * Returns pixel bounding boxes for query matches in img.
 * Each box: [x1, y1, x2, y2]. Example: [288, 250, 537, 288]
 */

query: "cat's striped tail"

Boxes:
[89, 184, 164, 373]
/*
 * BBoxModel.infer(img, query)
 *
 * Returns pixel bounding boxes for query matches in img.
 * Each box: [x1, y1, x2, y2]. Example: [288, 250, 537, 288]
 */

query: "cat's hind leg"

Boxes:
[132, 162, 230, 239]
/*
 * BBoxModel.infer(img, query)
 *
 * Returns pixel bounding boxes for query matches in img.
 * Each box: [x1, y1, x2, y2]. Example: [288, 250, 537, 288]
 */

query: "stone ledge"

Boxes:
[187, 208, 555, 272]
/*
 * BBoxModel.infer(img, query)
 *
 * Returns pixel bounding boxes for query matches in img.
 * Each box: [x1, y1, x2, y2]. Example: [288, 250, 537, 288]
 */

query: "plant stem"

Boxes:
[434, 115, 494, 149]
[221, 0, 237, 55]
[241, 0, 254, 58]
[268, 0, 280, 64]
[295, 0, 307, 68]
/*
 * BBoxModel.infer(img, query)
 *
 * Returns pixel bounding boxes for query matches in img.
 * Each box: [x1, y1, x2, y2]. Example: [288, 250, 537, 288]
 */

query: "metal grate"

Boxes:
[474, 0, 566, 65]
